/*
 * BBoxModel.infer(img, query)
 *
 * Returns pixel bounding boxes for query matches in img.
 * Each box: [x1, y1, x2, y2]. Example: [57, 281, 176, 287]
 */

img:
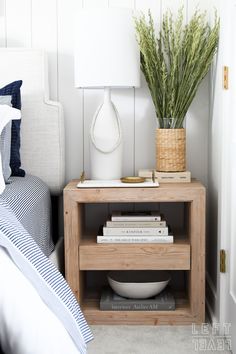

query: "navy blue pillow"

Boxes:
[0, 81, 25, 177]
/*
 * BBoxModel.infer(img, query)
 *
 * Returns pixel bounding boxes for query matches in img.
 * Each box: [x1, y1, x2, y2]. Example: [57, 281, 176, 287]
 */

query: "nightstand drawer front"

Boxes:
[79, 244, 190, 270]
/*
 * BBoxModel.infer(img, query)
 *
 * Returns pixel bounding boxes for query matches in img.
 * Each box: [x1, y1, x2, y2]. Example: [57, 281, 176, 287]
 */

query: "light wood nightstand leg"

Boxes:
[189, 192, 206, 322]
[64, 194, 83, 302]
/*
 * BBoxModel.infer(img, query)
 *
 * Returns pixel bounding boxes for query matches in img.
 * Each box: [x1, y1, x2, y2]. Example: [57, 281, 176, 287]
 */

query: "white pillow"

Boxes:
[0, 105, 21, 194]
[0, 247, 81, 354]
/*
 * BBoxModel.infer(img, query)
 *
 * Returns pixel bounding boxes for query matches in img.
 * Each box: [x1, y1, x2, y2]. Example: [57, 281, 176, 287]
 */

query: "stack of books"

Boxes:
[138, 169, 191, 183]
[96, 211, 174, 243]
[100, 287, 175, 311]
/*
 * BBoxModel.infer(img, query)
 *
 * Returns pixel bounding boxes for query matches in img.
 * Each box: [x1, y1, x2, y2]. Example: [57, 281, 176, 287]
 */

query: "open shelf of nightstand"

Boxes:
[82, 300, 192, 325]
[64, 180, 205, 325]
[81, 287, 192, 325]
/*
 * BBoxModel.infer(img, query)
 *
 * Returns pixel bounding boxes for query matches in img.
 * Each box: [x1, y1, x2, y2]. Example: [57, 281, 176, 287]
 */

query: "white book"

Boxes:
[138, 169, 158, 178]
[103, 226, 169, 236]
[97, 235, 173, 243]
[111, 211, 161, 222]
[106, 220, 167, 228]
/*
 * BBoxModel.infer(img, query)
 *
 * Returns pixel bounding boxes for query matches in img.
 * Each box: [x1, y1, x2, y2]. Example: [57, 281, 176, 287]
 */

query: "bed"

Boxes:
[0, 174, 53, 256]
[0, 49, 93, 353]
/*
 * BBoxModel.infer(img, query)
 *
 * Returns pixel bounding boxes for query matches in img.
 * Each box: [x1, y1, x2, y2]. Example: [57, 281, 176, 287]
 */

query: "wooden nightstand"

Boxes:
[64, 180, 205, 325]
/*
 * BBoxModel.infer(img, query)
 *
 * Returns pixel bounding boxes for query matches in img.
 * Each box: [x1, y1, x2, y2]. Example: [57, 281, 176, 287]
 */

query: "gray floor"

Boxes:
[87, 325, 231, 354]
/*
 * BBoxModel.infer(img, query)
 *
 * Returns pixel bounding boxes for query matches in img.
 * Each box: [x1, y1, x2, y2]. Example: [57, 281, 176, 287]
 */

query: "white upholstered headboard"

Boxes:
[0, 48, 65, 195]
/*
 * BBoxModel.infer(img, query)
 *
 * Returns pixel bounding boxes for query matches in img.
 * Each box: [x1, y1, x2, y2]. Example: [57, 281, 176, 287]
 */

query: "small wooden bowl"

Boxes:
[120, 176, 146, 183]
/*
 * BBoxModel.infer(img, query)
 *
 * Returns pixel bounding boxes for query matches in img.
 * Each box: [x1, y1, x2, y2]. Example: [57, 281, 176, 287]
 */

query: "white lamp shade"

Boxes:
[74, 8, 140, 88]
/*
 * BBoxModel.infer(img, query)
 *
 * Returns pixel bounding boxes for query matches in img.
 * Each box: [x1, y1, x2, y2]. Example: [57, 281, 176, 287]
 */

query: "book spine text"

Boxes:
[103, 227, 168, 236]
[97, 235, 173, 243]
[106, 221, 166, 227]
[100, 303, 175, 311]
[111, 216, 161, 222]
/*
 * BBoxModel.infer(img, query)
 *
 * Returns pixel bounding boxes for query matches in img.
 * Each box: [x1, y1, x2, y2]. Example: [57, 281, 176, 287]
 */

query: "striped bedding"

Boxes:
[0, 174, 54, 256]
[0, 198, 93, 352]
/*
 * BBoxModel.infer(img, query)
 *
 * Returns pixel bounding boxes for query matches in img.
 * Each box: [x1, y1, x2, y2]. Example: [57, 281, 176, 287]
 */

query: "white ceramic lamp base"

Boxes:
[90, 88, 122, 180]
[90, 142, 122, 180]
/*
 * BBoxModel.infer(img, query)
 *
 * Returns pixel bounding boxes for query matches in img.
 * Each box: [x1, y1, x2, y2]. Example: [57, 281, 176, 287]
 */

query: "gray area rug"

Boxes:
[87, 325, 231, 354]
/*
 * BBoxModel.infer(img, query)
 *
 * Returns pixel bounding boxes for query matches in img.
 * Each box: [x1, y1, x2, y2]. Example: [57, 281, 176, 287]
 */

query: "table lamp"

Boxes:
[74, 8, 140, 179]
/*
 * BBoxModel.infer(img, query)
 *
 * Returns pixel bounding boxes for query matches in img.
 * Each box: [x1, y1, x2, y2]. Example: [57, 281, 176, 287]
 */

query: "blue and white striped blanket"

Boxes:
[0, 199, 93, 353]
[0, 175, 54, 256]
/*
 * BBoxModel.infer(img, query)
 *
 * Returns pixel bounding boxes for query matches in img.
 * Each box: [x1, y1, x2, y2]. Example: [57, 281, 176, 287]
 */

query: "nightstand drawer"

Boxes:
[79, 241, 190, 270]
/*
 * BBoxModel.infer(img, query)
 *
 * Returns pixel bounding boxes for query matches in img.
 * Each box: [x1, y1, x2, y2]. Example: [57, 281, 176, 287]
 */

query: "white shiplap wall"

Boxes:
[0, 0, 216, 186]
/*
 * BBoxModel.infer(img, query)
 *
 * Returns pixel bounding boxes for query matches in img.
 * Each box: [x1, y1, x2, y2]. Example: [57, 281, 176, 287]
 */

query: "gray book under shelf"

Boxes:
[100, 287, 176, 311]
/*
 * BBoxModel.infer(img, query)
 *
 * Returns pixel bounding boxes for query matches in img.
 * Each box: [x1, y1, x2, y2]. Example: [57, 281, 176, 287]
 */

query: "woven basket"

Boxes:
[156, 128, 186, 172]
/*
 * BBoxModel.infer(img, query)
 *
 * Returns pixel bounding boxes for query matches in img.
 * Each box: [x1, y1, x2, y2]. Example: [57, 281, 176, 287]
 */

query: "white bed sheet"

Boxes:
[0, 247, 81, 354]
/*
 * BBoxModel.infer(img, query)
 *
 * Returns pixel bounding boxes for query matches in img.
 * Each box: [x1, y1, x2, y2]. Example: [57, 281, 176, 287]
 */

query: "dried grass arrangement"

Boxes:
[135, 8, 219, 128]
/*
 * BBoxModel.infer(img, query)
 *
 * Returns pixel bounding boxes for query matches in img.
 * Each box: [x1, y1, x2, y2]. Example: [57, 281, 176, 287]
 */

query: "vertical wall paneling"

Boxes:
[186, 0, 215, 187]
[5, 0, 31, 47]
[32, 0, 58, 100]
[134, 0, 161, 175]
[161, 0, 187, 19]
[109, 0, 135, 176]
[188, 0, 216, 15]
[58, 0, 84, 181]
[135, 0, 160, 17]
[109, 0, 134, 8]
[0, 0, 6, 46]
[82, 0, 108, 177]
[83, 0, 108, 7]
